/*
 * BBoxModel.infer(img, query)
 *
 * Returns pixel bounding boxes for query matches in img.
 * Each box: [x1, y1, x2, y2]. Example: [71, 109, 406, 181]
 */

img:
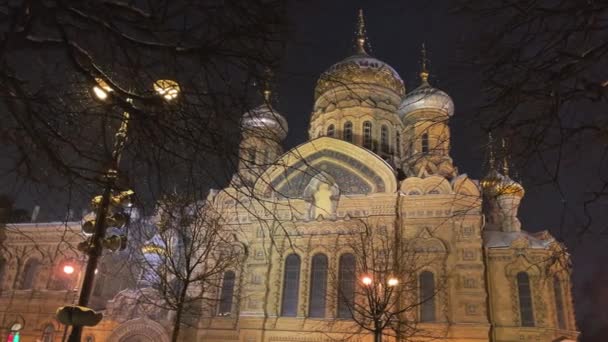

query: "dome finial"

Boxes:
[420, 42, 430, 85]
[487, 131, 496, 170]
[262, 67, 273, 103]
[501, 137, 510, 176]
[355, 9, 368, 54]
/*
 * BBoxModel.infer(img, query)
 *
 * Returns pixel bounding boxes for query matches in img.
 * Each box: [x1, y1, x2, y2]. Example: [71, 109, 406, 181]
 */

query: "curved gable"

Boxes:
[255, 137, 397, 198]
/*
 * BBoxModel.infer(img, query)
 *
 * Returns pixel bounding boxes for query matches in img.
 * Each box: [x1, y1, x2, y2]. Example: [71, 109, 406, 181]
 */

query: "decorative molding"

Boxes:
[106, 318, 169, 342]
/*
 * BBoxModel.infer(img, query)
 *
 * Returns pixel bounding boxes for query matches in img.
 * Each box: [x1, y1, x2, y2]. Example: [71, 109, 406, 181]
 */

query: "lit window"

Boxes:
[396, 132, 401, 156]
[308, 254, 328, 317]
[41, 324, 54, 342]
[218, 271, 236, 315]
[337, 253, 356, 318]
[363, 121, 373, 149]
[93, 265, 106, 296]
[381, 125, 389, 153]
[343, 122, 353, 142]
[421, 133, 429, 154]
[327, 125, 335, 137]
[281, 254, 301, 316]
[517, 272, 535, 327]
[0, 258, 6, 289]
[419, 271, 436, 322]
[20, 258, 40, 290]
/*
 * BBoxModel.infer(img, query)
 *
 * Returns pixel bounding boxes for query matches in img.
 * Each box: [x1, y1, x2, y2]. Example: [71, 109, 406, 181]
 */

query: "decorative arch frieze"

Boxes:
[107, 318, 170, 342]
[400, 176, 452, 195]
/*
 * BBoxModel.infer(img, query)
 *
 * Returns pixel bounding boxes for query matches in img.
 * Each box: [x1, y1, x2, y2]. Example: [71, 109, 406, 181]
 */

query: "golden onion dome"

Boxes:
[481, 169, 524, 198]
[314, 53, 405, 100]
[314, 10, 404, 100]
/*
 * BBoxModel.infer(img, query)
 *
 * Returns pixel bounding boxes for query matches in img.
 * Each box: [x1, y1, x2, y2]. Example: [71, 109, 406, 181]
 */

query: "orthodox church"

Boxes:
[190, 11, 578, 342]
[0, 11, 579, 342]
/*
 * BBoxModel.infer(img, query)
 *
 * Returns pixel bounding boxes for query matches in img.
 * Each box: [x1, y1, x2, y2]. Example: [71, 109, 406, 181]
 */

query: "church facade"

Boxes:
[0, 12, 579, 342]
[188, 12, 579, 342]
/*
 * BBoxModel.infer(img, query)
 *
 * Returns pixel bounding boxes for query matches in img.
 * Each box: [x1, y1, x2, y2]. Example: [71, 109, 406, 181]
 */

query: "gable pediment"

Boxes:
[255, 137, 397, 198]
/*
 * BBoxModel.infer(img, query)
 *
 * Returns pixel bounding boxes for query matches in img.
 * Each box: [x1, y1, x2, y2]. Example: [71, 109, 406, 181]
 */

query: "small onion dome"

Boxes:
[314, 53, 405, 100]
[399, 78, 454, 119]
[481, 170, 525, 198]
[241, 102, 288, 141]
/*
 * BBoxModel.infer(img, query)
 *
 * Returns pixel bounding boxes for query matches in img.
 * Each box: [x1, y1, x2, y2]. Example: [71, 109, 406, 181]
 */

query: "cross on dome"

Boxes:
[420, 42, 430, 85]
[355, 9, 371, 54]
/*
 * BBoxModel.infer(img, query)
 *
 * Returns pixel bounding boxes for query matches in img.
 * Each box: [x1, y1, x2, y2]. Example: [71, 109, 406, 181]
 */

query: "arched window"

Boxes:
[93, 264, 106, 296]
[517, 272, 535, 326]
[396, 131, 401, 156]
[337, 253, 356, 318]
[41, 324, 54, 342]
[0, 258, 6, 289]
[20, 258, 40, 290]
[363, 121, 373, 149]
[218, 271, 236, 315]
[381, 125, 389, 153]
[343, 122, 353, 142]
[327, 124, 335, 137]
[421, 133, 429, 154]
[419, 271, 436, 322]
[308, 254, 328, 317]
[553, 276, 566, 329]
[281, 254, 301, 316]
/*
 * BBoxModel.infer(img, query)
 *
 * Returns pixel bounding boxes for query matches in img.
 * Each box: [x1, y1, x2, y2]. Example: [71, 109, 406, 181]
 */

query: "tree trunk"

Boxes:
[374, 330, 382, 342]
[171, 282, 189, 342]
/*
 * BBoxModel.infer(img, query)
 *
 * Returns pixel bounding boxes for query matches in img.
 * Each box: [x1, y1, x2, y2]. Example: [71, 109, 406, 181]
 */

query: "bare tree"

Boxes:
[0, 0, 288, 215]
[132, 193, 244, 342]
[457, 0, 608, 235]
[325, 222, 447, 342]
[0, 2, 288, 338]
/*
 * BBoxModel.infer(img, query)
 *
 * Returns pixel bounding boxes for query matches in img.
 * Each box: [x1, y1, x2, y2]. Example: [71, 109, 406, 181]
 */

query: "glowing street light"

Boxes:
[387, 278, 399, 287]
[63, 265, 75, 275]
[361, 276, 373, 286]
[154, 79, 180, 101]
[92, 78, 113, 101]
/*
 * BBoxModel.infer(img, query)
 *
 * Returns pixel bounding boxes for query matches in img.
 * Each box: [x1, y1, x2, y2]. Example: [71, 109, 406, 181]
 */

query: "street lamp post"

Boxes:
[64, 79, 180, 342]
[360, 275, 399, 342]
[60, 261, 78, 342]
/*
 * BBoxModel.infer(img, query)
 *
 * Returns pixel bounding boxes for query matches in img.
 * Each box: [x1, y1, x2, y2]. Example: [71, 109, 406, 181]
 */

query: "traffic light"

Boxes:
[81, 212, 97, 235]
[81, 190, 134, 233]
[56, 306, 103, 326]
[80, 189, 133, 253]
[102, 234, 128, 251]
